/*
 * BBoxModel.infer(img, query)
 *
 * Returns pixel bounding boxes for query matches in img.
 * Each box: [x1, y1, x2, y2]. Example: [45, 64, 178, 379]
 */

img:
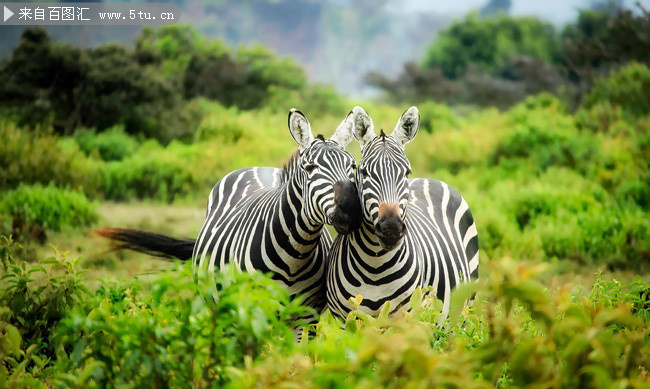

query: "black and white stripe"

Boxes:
[326, 107, 479, 318]
[194, 109, 358, 313]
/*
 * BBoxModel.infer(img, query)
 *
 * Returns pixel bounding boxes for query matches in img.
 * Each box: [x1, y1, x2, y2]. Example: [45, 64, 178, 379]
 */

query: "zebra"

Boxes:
[98, 108, 362, 317]
[326, 106, 479, 319]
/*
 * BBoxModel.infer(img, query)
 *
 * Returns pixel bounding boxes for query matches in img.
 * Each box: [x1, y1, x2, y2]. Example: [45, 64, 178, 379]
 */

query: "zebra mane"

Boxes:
[281, 150, 301, 184]
[379, 129, 387, 140]
[315, 134, 326, 141]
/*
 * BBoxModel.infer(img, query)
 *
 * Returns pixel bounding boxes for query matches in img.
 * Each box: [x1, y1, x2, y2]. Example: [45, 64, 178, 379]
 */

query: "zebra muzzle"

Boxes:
[331, 181, 362, 235]
[375, 203, 406, 250]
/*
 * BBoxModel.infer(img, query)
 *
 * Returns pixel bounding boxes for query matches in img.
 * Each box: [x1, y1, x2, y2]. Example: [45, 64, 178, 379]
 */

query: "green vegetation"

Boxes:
[0, 26, 311, 142]
[0, 185, 98, 243]
[1, 238, 648, 387]
[422, 13, 560, 79]
[1, 63, 649, 269]
[368, 5, 650, 109]
[74, 126, 139, 162]
[0, 237, 308, 387]
[1, 10, 649, 386]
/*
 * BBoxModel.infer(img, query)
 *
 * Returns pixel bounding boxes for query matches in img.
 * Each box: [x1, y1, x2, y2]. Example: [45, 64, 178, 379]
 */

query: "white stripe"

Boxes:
[463, 223, 478, 249]
[468, 252, 479, 274]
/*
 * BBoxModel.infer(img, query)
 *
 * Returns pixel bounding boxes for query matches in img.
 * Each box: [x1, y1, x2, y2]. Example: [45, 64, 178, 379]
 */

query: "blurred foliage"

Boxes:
[136, 25, 307, 111]
[422, 13, 561, 79]
[1, 237, 90, 382]
[0, 26, 310, 142]
[0, 238, 309, 387]
[581, 61, 650, 121]
[99, 140, 201, 203]
[0, 121, 85, 191]
[1, 239, 648, 387]
[369, 4, 650, 110]
[232, 259, 649, 388]
[74, 126, 139, 162]
[0, 28, 181, 140]
[562, 6, 650, 99]
[0, 185, 98, 244]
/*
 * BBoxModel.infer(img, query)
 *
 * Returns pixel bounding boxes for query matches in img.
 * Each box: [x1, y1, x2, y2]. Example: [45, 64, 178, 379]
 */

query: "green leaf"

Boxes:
[72, 338, 88, 365]
[2, 324, 22, 354]
[448, 281, 481, 328]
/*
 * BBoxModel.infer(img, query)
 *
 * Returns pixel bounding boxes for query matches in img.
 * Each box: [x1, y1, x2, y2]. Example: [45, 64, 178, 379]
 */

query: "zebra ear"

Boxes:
[288, 109, 314, 150]
[392, 106, 420, 146]
[330, 110, 354, 148]
[350, 106, 375, 148]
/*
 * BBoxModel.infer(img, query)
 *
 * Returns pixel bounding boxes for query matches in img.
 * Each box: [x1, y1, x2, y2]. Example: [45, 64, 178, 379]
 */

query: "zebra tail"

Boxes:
[94, 227, 195, 261]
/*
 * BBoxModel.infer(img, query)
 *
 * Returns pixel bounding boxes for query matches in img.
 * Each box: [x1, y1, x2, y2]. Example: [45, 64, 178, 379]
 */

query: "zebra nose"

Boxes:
[374, 215, 406, 250]
[376, 217, 406, 235]
[332, 180, 362, 234]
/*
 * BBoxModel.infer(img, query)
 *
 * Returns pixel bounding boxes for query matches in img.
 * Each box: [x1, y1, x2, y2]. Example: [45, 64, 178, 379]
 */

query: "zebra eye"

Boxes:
[303, 163, 318, 174]
[350, 162, 357, 171]
[358, 167, 367, 176]
[406, 167, 412, 177]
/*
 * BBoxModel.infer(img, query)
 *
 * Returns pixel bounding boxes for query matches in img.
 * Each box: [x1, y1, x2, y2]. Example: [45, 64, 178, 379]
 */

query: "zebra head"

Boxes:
[352, 106, 420, 251]
[288, 109, 361, 235]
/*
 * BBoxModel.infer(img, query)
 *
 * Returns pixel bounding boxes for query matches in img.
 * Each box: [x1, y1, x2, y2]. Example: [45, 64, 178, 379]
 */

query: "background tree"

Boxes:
[421, 14, 561, 79]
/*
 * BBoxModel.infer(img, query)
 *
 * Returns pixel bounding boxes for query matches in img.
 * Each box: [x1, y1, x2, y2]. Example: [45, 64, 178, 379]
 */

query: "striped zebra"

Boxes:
[98, 108, 361, 316]
[326, 106, 479, 319]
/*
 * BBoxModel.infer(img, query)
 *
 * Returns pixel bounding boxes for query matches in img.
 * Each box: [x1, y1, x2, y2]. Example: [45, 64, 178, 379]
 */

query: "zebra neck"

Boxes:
[272, 173, 323, 258]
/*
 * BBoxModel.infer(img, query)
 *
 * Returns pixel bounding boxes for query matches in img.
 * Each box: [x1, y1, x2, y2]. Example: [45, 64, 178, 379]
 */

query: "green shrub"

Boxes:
[493, 99, 597, 173]
[193, 102, 247, 143]
[0, 122, 82, 191]
[510, 179, 601, 230]
[422, 13, 561, 79]
[417, 100, 461, 133]
[574, 101, 626, 133]
[615, 178, 650, 210]
[100, 141, 199, 202]
[536, 206, 650, 270]
[1, 238, 648, 387]
[231, 259, 649, 388]
[581, 62, 650, 121]
[265, 84, 349, 118]
[0, 237, 90, 383]
[0, 184, 98, 235]
[74, 126, 139, 161]
[53, 264, 309, 387]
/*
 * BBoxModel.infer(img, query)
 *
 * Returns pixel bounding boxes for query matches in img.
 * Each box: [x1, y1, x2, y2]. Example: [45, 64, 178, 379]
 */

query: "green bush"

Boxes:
[99, 140, 200, 202]
[417, 100, 460, 133]
[0, 184, 98, 235]
[493, 98, 597, 173]
[231, 260, 649, 388]
[422, 13, 561, 79]
[74, 126, 139, 161]
[509, 177, 602, 230]
[193, 102, 247, 143]
[574, 101, 626, 133]
[0, 237, 310, 387]
[0, 122, 81, 191]
[265, 84, 349, 118]
[1, 237, 90, 382]
[581, 62, 650, 121]
[1, 238, 648, 387]
[534, 206, 650, 270]
[53, 264, 309, 387]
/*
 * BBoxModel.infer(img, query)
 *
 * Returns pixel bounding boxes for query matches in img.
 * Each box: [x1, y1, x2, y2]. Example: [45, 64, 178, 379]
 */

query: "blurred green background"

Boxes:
[1, 3, 648, 272]
[1, 1, 649, 387]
